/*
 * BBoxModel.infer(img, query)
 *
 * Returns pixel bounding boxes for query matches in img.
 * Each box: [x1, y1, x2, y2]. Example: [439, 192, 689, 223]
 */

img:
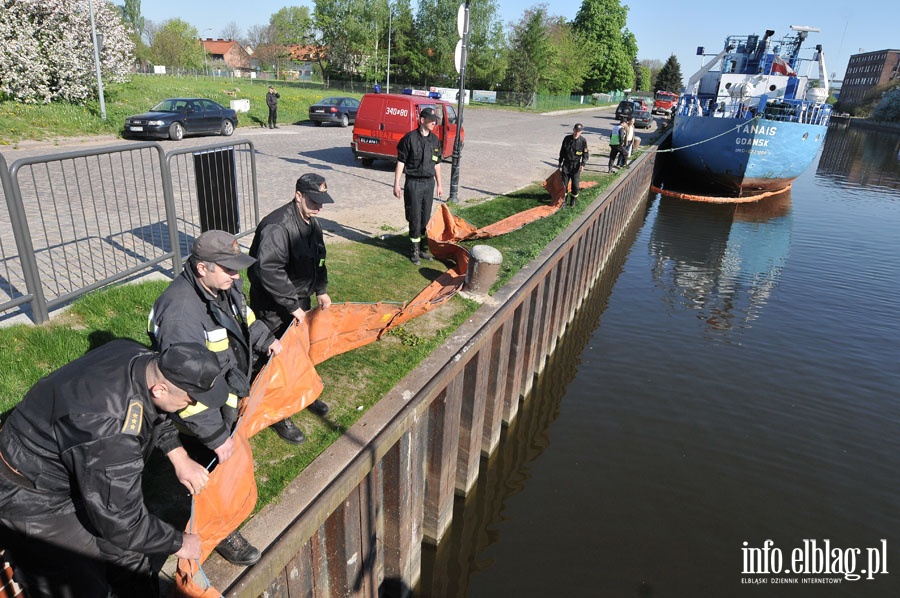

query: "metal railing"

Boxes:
[0, 140, 258, 324]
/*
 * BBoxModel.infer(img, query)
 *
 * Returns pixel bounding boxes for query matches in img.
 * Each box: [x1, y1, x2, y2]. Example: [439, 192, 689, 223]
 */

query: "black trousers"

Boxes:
[256, 295, 312, 341]
[267, 105, 278, 127]
[403, 177, 435, 240]
[608, 145, 625, 168]
[0, 512, 158, 598]
[560, 163, 582, 197]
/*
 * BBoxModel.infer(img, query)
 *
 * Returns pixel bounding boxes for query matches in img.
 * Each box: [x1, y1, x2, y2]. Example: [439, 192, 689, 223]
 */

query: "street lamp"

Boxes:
[447, 0, 470, 203]
[386, 1, 393, 92]
[88, 0, 106, 120]
[203, 28, 213, 76]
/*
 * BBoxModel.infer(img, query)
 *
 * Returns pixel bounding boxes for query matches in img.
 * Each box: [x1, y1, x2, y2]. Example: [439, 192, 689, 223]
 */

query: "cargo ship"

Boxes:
[671, 25, 831, 198]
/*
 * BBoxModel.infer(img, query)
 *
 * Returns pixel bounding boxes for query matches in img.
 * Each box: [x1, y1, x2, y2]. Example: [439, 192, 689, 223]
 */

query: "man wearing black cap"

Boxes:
[0, 340, 218, 597]
[393, 106, 444, 265]
[558, 122, 590, 208]
[247, 174, 333, 432]
[149, 230, 284, 566]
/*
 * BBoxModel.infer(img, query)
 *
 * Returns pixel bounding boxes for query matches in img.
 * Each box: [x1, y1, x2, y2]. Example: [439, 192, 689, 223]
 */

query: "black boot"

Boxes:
[271, 417, 305, 444]
[216, 530, 261, 566]
[569, 194, 578, 207]
[410, 242, 421, 265]
[419, 242, 433, 261]
[306, 399, 330, 416]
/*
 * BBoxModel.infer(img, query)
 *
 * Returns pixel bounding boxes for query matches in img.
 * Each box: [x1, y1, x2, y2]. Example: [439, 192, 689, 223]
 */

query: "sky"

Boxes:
[142, 0, 897, 84]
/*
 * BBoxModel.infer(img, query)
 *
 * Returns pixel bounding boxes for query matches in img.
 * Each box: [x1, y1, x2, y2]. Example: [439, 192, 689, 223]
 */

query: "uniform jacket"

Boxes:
[397, 129, 441, 179]
[558, 134, 589, 169]
[0, 340, 183, 556]
[266, 91, 280, 108]
[148, 265, 275, 449]
[248, 200, 328, 318]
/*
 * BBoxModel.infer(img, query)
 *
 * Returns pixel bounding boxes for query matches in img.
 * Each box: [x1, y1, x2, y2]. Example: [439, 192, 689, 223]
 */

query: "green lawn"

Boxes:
[0, 75, 356, 145]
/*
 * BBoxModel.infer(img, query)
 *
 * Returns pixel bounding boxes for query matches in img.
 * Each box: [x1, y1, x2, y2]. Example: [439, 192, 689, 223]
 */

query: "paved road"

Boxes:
[4, 104, 632, 245]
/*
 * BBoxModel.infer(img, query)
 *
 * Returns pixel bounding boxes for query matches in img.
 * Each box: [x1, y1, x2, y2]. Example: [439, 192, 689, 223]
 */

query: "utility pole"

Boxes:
[88, 0, 106, 120]
[386, 1, 393, 92]
[447, 0, 470, 203]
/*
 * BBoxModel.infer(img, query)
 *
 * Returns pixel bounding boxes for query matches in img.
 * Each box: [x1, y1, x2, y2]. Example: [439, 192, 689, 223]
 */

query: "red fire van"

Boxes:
[351, 93, 464, 166]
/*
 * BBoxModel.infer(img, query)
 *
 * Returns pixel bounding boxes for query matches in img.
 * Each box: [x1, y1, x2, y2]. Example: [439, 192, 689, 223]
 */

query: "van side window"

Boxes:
[445, 105, 457, 125]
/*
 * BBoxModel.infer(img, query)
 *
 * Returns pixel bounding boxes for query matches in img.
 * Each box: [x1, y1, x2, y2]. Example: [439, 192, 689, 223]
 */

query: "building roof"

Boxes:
[201, 39, 244, 55]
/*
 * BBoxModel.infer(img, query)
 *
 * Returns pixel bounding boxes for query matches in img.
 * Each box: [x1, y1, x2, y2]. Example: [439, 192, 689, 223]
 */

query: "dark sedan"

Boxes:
[633, 108, 653, 129]
[308, 96, 360, 127]
[123, 98, 237, 141]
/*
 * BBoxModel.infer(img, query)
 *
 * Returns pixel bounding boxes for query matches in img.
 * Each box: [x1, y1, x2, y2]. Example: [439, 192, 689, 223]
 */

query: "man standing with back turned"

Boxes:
[0, 341, 218, 597]
[247, 173, 333, 442]
[558, 122, 589, 208]
[393, 107, 443, 265]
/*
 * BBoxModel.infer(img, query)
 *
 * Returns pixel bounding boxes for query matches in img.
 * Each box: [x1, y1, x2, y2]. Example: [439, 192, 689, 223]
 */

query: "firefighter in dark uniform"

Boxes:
[558, 122, 590, 207]
[247, 173, 333, 441]
[148, 230, 284, 566]
[0, 341, 221, 598]
[393, 107, 444, 265]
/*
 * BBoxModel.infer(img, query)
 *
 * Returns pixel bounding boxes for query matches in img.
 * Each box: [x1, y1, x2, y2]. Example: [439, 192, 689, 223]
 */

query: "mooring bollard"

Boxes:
[464, 244, 503, 295]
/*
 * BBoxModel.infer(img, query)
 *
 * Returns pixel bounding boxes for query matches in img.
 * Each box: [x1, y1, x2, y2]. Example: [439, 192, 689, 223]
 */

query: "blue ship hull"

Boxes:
[672, 115, 826, 195]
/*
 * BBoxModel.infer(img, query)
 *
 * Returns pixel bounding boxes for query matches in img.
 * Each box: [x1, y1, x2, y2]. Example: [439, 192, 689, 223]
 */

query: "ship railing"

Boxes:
[761, 98, 831, 125]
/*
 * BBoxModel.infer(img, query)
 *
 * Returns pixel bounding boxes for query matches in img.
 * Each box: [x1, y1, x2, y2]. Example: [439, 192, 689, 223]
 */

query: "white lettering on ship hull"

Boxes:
[735, 138, 771, 147]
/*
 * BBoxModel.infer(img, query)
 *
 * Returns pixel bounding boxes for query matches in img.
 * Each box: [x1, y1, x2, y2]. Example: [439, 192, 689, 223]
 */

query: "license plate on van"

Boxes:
[358, 137, 379, 145]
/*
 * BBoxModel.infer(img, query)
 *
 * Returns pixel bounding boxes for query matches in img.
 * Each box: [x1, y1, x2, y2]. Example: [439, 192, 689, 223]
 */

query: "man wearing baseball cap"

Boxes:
[558, 122, 589, 208]
[393, 106, 444, 265]
[248, 174, 333, 438]
[148, 229, 284, 566]
[0, 340, 220, 597]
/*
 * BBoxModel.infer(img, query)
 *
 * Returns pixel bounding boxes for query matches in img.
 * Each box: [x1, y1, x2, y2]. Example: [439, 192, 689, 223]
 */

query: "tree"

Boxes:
[270, 6, 312, 46]
[543, 16, 590, 94]
[386, 0, 419, 85]
[572, 0, 636, 93]
[654, 54, 683, 93]
[313, 0, 377, 81]
[119, 0, 150, 67]
[457, 0, 507, 91]
[0, 0, 134, 104]
[413, 0, 461, 85]
[635, 64, 652, 91]
[149, 18, 205, 68]
[870, 84, 900, 123]
[220, 21, 244, 44]
[503, 6, 552, 96]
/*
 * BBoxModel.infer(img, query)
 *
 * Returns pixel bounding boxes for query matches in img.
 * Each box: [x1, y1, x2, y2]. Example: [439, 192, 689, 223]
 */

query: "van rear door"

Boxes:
[434, 103, 460, 160]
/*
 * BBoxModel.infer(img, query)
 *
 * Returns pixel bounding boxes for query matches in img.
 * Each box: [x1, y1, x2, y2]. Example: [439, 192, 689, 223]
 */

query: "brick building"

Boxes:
[840, 49, 900, 104]
[200, 38, 252, 74]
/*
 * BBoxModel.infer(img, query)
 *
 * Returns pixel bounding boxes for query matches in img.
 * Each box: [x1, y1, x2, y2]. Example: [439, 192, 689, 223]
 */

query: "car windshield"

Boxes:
[151, 99, 187, 112]
[319, 98, 342, 106]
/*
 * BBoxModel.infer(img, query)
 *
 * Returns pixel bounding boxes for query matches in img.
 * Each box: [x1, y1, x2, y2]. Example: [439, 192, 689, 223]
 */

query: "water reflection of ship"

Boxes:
[649, 191, 792, 334]
[817, 124, 900, 192]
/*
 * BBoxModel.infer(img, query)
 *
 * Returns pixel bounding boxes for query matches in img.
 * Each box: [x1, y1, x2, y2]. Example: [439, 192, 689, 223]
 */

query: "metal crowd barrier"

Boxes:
[0, 140, 258, 324]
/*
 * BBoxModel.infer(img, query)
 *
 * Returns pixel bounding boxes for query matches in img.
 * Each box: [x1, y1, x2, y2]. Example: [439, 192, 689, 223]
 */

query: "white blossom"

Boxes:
[0, 0, 134, 104]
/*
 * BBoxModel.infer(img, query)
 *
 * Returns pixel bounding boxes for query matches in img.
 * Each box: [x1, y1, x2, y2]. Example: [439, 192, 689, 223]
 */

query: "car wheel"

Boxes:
[361, 158, 374, 167]
[169, 122, 184, 141]
[340, 114, 349, 128]
[221, 119, 234, 136]
[314, 121, 323, 126]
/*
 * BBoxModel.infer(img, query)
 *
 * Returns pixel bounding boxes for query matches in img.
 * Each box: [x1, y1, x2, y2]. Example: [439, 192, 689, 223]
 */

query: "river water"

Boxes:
[417, 123, 900, 597]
